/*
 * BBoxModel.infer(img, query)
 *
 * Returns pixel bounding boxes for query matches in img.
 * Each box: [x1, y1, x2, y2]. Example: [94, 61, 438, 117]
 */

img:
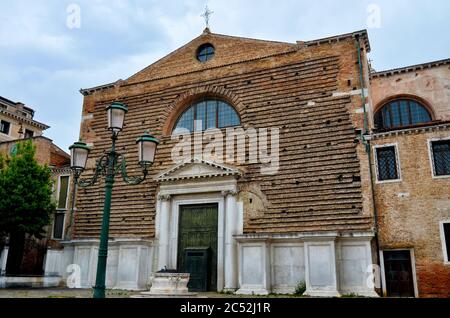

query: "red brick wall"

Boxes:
[74, 33, 374, 240]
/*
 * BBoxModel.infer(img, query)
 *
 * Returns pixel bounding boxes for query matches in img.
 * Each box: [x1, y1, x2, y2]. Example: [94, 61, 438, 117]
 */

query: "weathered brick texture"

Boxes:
[371, 62, 450, 298]
[0, 136, 69, 168]
[73, 29, 450, 297]
[74, 31, 373, 239]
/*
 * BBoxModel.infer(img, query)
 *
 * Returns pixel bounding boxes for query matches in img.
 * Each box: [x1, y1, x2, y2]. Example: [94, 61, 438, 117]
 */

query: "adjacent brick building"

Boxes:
[45, 28, 449, 297]
[0, 96, 49, 142]
[0, 124, 72, 282]
[370, 60, 450, 298]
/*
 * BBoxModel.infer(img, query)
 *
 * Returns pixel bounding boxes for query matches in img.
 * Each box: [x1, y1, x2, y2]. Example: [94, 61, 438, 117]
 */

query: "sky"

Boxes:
[0, 0, 449, 152]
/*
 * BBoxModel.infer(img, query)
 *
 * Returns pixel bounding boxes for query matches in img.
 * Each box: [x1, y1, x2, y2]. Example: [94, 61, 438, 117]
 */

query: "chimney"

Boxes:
[16, 102, 24, 110]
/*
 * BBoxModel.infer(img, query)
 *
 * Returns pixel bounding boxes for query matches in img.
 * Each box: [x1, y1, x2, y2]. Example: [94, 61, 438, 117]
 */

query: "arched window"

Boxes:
[173, 99, 240, 133]
[374, 98, 432, 130]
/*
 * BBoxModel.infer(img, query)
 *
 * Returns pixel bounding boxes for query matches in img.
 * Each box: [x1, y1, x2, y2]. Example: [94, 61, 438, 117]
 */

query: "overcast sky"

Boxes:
[0, 0, 449, 151]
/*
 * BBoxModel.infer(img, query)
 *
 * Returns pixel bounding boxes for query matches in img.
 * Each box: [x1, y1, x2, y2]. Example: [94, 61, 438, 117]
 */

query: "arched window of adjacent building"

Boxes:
[374, 98, 433, 130]
[173, 99, 240, 133]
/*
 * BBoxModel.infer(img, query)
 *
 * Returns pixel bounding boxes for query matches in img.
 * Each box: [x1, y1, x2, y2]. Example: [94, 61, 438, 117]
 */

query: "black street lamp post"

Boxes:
[69, 102, 159, 299]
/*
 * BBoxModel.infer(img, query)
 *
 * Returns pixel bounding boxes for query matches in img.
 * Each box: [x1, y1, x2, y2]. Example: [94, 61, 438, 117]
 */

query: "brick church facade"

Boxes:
[43, 28, 450, 297]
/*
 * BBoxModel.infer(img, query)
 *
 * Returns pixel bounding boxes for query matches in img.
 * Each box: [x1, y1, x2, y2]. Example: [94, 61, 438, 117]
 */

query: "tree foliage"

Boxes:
[0, 140, 55, 238]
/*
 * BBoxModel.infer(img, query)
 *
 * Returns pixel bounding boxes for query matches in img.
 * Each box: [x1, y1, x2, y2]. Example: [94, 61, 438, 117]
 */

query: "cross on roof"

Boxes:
[201, 4, 214, 29]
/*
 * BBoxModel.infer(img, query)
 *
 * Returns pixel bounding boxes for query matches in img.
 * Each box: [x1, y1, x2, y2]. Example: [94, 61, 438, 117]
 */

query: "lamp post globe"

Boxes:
[136, 132, 160, 168]
[69, 141, 91, 172]
[106, 102, 128, 133]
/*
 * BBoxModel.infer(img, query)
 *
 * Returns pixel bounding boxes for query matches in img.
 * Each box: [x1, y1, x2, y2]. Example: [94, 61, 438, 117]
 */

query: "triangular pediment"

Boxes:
[126, 29, 297, 84]
[156, 158, 242, 182]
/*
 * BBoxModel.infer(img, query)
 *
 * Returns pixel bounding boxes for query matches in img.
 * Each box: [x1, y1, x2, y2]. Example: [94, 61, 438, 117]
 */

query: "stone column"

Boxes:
[223, 190, 238, 291]
[157, 195, 171, 271]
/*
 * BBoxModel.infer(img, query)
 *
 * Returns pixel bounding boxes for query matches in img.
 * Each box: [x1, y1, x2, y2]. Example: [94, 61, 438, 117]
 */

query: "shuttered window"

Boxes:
[57, 176, 69, 209]
[53, 213, 65, 240]
[53, 176, 70, 240]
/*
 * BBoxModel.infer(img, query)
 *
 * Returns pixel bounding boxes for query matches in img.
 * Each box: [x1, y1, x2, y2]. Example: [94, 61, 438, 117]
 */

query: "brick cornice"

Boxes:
[370, 58, 450, 79]
[371, 122, 450, 140]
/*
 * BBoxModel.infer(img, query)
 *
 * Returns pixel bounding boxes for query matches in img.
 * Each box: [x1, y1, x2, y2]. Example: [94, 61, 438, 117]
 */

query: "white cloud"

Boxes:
[0, 2, 74, 54]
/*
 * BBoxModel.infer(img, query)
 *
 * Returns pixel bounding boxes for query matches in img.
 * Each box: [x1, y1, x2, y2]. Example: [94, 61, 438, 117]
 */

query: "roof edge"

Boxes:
[371, 121, 450, 139]
[79, 80, 123, 96]
[371, 58, 450, 78]
[0, 135, 70, 159]
[304, 29, 371, 53]
[0, 135, 53, 146]
[0, 96, 36, 114]
[205, 31, 297, 46]
[0, 109, 50, 130]
[79, 29, 371, 96]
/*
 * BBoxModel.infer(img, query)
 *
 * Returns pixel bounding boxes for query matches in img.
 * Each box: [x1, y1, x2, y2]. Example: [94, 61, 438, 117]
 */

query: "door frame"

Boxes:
[170, 195, 225, 292]
[379, 249, 419, 298]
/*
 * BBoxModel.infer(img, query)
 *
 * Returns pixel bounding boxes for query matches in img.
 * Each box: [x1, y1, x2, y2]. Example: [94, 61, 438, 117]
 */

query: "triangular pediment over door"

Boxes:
[155, 158, 242, 182]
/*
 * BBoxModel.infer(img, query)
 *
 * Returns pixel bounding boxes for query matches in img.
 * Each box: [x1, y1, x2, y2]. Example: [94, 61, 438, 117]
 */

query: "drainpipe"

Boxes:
[355, 36, 383, 294]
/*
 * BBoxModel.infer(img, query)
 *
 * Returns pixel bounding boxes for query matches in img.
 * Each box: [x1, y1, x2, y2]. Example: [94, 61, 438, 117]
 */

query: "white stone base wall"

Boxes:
[44, 239, 154, 290]
[0, 247, 8, 276]
[235, 242, 270, 295]
[271, 243, 305, 294]
[235, 233, 378, 297]
[337, 239, 378, 297]
[43, 233, 378, 297]
[0, 276, 61, 288]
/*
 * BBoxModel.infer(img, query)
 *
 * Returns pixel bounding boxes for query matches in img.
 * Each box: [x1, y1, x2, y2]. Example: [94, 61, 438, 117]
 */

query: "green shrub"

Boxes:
[295, 281, 306, 296]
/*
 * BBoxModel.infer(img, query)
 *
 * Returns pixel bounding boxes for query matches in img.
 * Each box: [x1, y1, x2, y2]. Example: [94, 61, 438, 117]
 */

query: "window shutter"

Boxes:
[58, 176, 70, 209]
[53, 213, 65, 240]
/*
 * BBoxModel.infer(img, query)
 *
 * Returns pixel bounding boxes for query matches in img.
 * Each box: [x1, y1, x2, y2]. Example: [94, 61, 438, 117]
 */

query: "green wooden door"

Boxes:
[178, 204, 218, 292]
[185, 248, 209, 292]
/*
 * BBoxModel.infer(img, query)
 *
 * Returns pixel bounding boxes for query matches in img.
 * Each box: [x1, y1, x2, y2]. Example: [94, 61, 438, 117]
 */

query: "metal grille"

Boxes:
[432, 140, 450, 176]
[376, 146, 399, 181]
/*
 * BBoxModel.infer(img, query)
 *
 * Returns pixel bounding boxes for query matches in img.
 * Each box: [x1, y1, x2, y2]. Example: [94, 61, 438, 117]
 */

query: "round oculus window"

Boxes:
[197, 43, 215, 62]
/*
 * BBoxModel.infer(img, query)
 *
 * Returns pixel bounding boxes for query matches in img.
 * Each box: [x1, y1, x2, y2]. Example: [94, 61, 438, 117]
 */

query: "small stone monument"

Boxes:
[134, 268, 198, 298]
